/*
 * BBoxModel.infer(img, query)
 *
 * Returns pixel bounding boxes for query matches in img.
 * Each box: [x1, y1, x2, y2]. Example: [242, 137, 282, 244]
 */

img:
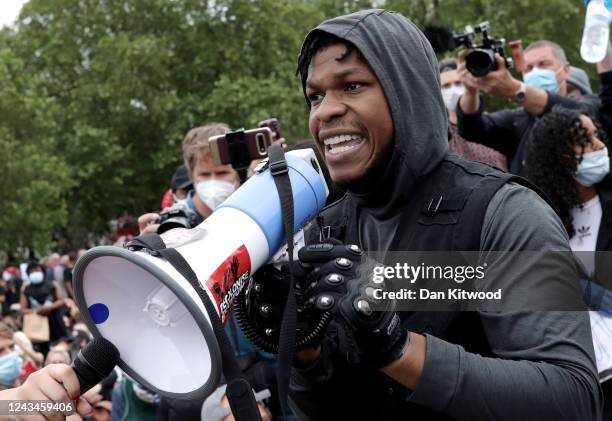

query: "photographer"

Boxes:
[136, 124, 283, 420]
[138, 123, 240, 235]
[457, 40, 600, 175]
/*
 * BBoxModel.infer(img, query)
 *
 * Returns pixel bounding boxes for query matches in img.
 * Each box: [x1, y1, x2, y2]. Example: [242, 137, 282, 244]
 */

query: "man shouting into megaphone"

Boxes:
[243, 9, 602, 421]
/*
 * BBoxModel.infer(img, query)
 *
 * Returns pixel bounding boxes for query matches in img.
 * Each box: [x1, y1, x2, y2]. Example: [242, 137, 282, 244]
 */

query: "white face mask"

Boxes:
[29, 271, 44, 284]
[195, 180, 236, 211]
[441, 85, 465, 112]
[2, 272, 11, 282]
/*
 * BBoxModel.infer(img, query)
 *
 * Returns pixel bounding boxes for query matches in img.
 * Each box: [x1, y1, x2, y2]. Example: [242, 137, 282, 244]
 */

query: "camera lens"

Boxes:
[156, 202, 204, 234]
[256, 133, 266, 155]
[157, 216, 190, 234]
[466, 49, 496, 77]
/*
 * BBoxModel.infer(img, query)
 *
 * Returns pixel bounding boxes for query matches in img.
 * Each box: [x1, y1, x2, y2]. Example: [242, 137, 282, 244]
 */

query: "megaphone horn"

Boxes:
[73, 149, 328, 399]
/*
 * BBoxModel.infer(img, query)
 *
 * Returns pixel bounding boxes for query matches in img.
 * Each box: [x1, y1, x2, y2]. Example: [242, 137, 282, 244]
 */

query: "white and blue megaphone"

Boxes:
[73, 149, 328, 399]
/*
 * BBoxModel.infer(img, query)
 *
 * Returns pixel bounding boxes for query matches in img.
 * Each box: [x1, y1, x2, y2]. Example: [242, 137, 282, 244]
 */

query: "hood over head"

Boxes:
[298, 9, 448, 215]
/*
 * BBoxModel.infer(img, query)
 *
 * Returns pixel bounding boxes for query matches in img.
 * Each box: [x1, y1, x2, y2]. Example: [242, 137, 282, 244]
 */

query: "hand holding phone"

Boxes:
[209, 127, 273, 167]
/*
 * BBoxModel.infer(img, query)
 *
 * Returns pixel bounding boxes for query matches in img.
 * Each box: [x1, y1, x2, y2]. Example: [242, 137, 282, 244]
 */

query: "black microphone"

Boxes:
[71, 337, 120, 394]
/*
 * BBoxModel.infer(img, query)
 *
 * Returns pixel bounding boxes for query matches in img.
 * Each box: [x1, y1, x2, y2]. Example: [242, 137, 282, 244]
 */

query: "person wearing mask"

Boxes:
[525, 106, 612, 420]
[457, 40, 599, 175]
[20, 262, 68, 353]
[0, 322, 23, 391]
[244, 9, 601, 420]
[439, 58, 507, 170]
[138, 123, 239, 235]
[137, 124, 279, 420]
[1, 267, 22, 316]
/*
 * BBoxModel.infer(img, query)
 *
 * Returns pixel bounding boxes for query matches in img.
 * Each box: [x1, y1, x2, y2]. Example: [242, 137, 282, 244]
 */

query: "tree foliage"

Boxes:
[0, 0, 595, 256]
[0, 40, 70, 255]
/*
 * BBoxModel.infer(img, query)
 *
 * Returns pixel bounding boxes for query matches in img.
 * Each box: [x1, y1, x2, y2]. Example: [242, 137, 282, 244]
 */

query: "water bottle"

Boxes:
[581, 0, 612, 63]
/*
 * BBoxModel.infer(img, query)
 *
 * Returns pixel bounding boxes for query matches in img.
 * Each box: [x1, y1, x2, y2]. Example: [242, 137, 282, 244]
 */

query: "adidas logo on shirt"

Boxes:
[577, 226, 591, 238]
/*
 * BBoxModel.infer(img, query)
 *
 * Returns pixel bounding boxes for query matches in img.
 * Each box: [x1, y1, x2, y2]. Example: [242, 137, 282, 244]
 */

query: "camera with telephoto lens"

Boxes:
[453, 21, 513, 77]
[156, 201, 204, 234]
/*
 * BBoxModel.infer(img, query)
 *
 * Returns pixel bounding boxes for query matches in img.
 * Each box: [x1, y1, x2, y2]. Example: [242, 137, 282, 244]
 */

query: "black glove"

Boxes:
[235, 262, 331, 353]
[298, 243, 409, 369]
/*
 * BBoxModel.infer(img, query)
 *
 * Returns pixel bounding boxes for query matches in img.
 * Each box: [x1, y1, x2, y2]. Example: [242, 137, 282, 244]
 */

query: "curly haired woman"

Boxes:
[526, 105, 612, 419]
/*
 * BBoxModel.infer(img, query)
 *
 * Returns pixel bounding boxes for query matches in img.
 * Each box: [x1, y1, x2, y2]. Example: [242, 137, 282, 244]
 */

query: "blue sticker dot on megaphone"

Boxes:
[89, 303, 110, 324]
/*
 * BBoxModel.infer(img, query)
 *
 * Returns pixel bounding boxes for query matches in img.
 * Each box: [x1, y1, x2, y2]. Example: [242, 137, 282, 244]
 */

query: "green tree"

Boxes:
[0, 41, 70, 256]
[0, 0, 375, 255]
[7, 0, 589, 255]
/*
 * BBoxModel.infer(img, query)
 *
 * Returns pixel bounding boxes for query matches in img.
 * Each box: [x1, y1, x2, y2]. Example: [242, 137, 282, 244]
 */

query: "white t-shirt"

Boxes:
[569, 195, 602, 275]
[570, 194, 612, 379]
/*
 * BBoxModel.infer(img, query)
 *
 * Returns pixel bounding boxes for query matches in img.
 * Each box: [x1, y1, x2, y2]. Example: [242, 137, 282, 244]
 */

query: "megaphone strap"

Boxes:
[126, 144, 300, 419]
[125, 234, 166, 254]
[126, 234, 263, 421]
[267, 144, 297, 418]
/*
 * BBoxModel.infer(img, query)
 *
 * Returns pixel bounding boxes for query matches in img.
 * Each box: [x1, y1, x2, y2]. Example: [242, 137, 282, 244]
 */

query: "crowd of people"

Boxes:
[2, 6, 612, 421]
[0, 256, 115, 420]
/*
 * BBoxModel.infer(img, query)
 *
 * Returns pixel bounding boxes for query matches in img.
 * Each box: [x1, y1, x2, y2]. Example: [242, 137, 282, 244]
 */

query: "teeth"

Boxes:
[323, 134, 363, 146]
[328, 144, 358, 155]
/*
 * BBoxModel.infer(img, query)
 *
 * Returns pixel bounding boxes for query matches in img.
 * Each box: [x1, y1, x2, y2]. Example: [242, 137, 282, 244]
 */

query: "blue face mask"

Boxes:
[0, 351, 22, 387]
[576, 148, 610, 187]
[524, 68, 559, 94]
[29, 272, 44, 285]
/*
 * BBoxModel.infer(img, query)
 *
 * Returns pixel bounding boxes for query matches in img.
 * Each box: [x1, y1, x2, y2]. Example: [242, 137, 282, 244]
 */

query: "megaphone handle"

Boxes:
[127, 234, 263, 421]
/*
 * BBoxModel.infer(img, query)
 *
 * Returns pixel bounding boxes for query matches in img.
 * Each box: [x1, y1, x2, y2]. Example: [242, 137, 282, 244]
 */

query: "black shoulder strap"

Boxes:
[266, 144, 296, 417]
[417, 156, 527, 251]
[126, 235, 262, 421]
[454, 173, 530, 251]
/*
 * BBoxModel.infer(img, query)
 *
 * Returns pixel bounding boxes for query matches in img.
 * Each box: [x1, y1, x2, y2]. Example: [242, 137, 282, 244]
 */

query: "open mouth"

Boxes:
[323, 134, 366, 155]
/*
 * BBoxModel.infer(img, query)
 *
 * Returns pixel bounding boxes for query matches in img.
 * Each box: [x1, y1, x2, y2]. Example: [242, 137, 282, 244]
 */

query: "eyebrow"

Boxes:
[306, 67, 369, 90]
[333, 67, 368, 80]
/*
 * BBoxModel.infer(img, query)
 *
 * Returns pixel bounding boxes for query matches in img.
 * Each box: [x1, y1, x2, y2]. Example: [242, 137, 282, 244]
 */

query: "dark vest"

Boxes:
[300, 154, 543, 420]
[593, 183, 612, 291]
[307, 154, 532, 251]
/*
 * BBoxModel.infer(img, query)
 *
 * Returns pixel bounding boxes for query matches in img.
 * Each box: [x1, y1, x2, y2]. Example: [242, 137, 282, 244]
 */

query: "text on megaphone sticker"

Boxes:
[206, 245, 252, 324]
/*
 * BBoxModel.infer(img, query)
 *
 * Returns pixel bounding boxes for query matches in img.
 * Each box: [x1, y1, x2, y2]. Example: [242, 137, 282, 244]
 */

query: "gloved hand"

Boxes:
[236, 262, 331, 353]
[298, 243, 409, 369]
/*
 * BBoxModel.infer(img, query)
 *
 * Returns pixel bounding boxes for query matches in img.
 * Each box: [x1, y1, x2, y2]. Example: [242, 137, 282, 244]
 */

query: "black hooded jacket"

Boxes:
[289, 9, 601, 421]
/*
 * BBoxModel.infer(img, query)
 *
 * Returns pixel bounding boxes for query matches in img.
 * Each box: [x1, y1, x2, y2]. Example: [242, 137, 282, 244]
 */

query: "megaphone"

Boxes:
[73, 149, 328, 399]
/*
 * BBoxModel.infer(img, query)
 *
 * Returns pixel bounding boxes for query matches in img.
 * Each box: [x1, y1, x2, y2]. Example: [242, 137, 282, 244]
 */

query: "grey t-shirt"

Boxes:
[291, 183, 602, 421]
